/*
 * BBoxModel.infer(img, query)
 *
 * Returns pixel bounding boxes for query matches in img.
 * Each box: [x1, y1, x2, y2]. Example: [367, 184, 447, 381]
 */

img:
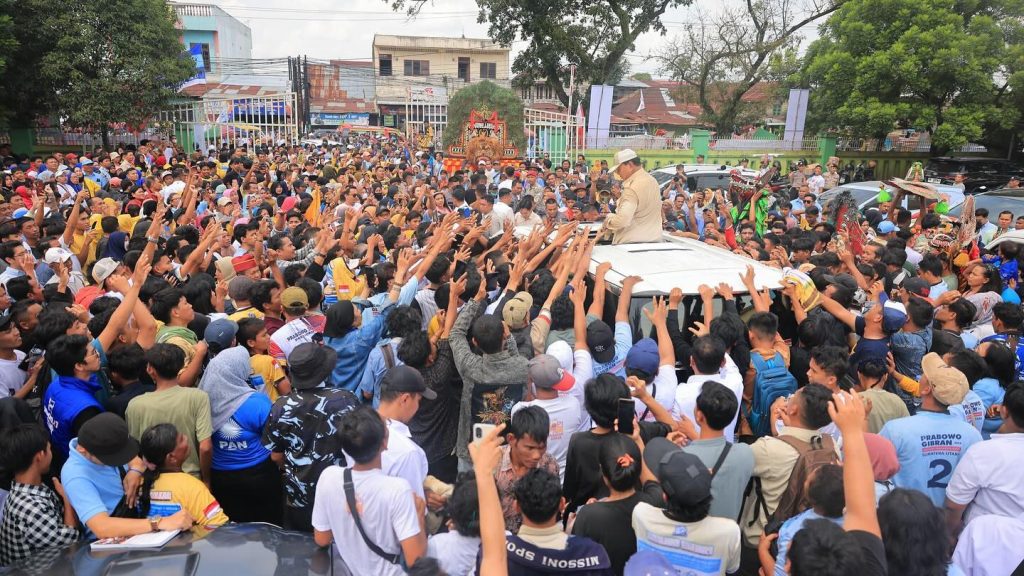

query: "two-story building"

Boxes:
[372, 34, 510, 142]
[170, 2, 252, 80]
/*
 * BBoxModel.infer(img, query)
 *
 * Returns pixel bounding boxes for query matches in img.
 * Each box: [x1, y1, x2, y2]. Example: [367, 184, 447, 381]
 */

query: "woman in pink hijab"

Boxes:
[863, 432, 900, 503]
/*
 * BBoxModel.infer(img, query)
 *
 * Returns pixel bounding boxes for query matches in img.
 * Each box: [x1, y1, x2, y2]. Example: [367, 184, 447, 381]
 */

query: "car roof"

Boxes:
[653, 165, 759, 176]
[590, 236, 785, 296]
[975, 187, 1024, 198]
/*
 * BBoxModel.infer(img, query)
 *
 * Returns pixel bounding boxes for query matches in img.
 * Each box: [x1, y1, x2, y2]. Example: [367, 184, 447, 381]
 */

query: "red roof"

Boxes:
[610, 87, 702, 127]
[312, 99, 373, 114]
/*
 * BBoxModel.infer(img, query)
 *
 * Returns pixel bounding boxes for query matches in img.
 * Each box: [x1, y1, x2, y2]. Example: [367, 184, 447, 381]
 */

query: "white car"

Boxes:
[651, 164, 761, 195]
[818, 180, 965, 215]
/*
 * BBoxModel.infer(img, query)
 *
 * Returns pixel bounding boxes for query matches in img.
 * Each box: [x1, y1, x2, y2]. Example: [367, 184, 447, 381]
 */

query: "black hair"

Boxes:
[973, 265, 1002, 294]
[877, 489, 953, 576]
[918, 254, 942, 278]
[89, 296, 120, 318]
[282, 263, 306, 286]
[747, 311, 778, 340]
[1003, 380, 1024, 429]
[788, 519, 864, 576]
[946, 349, 986, 386]
[507, 405, 549, 445]
[792, 237, 815, 254]
[33, 308, 77, 345]
[87, 308, 114, 339]
[811, 346, 850, 385]
[470, 314, 504, 354]
[584, 373, 630, 429]
[144, 343, 186, 380]
[691, 335, 726, 375]
[597, 433, 641, 492]
[0, 240, 23, 263]
[808, 464, 845, 517]
[0, 423, 50, 479]
[424, 255, 450, 284]
[385, 305, 422, 339]
[549, 294, 573, 331]
[296, 277, 323, 310]
[513, 467, 562, 524]
[108, 343, 146, 382]
[236, 317, 265, 351]
[5, 276, 31, 302]
[447, 474, 481, 537]
[339, 406, 387, 465]
[46, 334, 91, 377]
[980, 341, 1017, 388]
[946, 298, 977, 330]
[149, 287, 185, 323]
[992, 301, 1023, 331]
[397, 331, 431, 369]
[139, 423, 179, 517]
[799, 384, 834, 429]
[905, 298, 934, 328]
[696, 380, 739, 431]
[249, 279, 278, 313]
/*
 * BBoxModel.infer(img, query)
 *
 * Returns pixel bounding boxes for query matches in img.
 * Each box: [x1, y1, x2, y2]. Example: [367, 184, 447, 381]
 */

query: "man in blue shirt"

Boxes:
[880, 353, 982, 507]
[62, 413, 191, 539]
[979, 302, 1024, 380]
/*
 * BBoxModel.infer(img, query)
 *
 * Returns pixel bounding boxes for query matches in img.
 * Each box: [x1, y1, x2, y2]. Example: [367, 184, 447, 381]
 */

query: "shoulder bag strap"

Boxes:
[343, 467, 401, 565]
[381, 341, 396, 370]
[639, 381, 656, 422]
[709, 442, 732, 479]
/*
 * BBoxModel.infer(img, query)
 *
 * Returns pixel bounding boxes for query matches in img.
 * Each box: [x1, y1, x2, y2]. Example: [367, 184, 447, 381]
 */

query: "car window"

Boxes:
[653, 172, 675, 187]
[926, 160, 964, 174]
[692, 174, 732, 192]
[948, 195, 1024, 218]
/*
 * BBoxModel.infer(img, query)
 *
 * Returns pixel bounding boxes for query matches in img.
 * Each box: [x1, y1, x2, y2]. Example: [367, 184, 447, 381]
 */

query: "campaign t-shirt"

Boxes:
[631, 502, 741, 576]
[269, 315, 327, 363]
[498, 532, 614, 575]
[880, 411, 983, 507]
[212, 393, 272, 471]
[512, 396, 582, 482]
[949, 390, 985, 433]
[148, 472, 230, 527]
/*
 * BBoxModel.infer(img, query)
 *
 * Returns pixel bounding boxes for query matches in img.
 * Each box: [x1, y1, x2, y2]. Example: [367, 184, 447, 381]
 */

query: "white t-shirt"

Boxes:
[381, 419, 428, 499]
[672, 373, 743, 442]
[427, 531, 481, 576]
[311, 466, 421, 576]
[0, 351, 26, 397]
[511, 395, 581, 482]
[946, 433, 1024, 525]
[637, 364, 679, 422]
[631, 502, 741, 576]
[953, 514, 1024, 576]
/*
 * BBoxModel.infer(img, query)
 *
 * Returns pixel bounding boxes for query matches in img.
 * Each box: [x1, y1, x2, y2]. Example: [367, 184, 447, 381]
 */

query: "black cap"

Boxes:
[288, 343, 337, 389]
[587, 321, 615, 363]
[643, 437, 712, 507]
[78, 413, 140, 467]
[381, 366, 436, 400]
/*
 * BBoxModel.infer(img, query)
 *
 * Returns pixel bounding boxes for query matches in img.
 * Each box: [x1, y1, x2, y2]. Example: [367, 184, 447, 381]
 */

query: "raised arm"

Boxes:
[470, 423, 509, 576]
[62, 190, 88, 248]
[588, 261, 612, 318]
[98, 255, 151, 352]
[179, 222, 222, 278]
[569, 277, 588, 352]
[832, 390, 881, 537]
[643, 296, 675, 367]
[615, 275, 641, 324]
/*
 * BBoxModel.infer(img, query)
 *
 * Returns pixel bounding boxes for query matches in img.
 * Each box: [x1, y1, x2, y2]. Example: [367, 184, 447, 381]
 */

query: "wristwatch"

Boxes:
[148, 515, 162, 532]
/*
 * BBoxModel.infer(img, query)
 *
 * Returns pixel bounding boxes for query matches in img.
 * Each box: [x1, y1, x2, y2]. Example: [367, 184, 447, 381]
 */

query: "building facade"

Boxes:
[371, 34, 510, 142]
[171, 2, 253, 79]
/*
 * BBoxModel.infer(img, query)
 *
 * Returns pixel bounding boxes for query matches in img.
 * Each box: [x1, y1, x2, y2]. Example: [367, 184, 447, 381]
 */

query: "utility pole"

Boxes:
[566, 64, 576, 161]
[302, 56, 311, 135]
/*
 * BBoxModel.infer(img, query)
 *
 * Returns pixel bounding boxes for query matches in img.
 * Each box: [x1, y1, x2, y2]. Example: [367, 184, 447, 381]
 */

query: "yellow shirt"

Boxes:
[149, 472, 229, 527]
[69, 231, 98, 267]
[228, 307, 265, 323]
[250, 354, 286, 403]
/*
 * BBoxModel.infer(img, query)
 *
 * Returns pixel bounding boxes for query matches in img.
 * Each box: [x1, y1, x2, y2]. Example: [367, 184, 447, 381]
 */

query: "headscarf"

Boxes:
[323, 300, 356, 338]
[198, 346, 255, 431]
[104, 231, 128, 262]
[863, 432, 899, 482]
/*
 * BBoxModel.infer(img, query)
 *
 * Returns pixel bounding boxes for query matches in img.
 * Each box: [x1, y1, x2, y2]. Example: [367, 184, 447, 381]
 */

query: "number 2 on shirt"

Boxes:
[927, 458, 952, 489]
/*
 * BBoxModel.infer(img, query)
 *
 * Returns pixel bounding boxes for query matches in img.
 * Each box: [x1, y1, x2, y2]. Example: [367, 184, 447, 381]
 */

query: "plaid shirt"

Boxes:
[495, 445, 558, 534]
[0, 482, 80, 566]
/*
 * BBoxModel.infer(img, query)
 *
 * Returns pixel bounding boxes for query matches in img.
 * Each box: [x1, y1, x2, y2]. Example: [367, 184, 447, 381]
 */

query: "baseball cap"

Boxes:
[281, 286, 309, 309]
[643, 437, 712, 507]
[204, 318, 238, 352]
[903, 277, 931, 299]
[380, 365, 437, 400]
[609, 148, 639, 175]
[80, 158, 94, 166]
[502, 292, 534, 330]
[227, 276, 255, 302]
[217, 197, 233, 207]
[78, 413, 140, 467]
[879, 295, 908, 333]
[922, 352, 969, 405]
[822, 273, 858, 293]
[877, 221, 896, 234]
[92, 257, 120, 284]
[44, 247, 73, 265]
[288, 342, 336, 389]
[528, 354, 575, 391]
[623, 550, 675, 576]
[625, 338, 660, 376]
[587, 320, 616, 363]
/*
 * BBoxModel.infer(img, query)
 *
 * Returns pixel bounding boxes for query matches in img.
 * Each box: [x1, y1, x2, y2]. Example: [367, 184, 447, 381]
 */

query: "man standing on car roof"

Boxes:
[603, 149, 663, 244]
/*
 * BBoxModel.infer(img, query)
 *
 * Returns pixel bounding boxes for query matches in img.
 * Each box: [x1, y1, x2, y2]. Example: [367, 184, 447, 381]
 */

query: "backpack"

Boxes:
[741, 433, 839, 528]
[747, 352, 797, 438]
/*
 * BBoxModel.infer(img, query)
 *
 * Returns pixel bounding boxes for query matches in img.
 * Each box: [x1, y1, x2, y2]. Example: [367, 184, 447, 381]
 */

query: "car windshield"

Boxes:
[820, 186, 882, 208]
[948, 194, 1024, 218]
[926, 160, 964, 174]
[655, 172, 735, 192]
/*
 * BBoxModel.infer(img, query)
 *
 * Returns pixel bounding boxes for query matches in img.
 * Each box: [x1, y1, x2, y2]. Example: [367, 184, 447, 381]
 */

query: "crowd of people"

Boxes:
[0, 133, 1020, 576]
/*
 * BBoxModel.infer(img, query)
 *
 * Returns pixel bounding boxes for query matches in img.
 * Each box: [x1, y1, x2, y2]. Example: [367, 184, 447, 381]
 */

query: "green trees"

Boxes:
[0, 0, 195, 140]
[797, 0, 1022, 153]
[443, 80, 525, 149]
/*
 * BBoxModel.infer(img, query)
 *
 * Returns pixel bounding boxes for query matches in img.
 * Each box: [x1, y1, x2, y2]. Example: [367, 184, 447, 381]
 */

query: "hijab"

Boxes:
[863, 432, 899, 482]
[104, 231, 128, 262]
[198, 346, 254, 431]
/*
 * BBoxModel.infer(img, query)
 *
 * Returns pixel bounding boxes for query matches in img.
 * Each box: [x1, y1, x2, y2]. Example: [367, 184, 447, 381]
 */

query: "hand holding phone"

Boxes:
[617, 398, 635, 435]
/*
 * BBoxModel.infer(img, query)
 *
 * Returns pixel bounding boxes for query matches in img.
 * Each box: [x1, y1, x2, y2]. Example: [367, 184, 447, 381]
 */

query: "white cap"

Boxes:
[609, 148, 639, 175]
[44, 247, 73, 264]
[92, 257, 120, 284]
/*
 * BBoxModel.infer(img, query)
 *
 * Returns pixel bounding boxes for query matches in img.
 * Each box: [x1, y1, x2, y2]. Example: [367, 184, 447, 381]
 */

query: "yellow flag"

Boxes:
[304, 186, 322, 227]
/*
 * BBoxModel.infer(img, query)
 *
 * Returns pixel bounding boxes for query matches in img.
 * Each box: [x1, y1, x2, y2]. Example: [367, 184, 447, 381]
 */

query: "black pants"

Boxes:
[211, 457, 283, 526]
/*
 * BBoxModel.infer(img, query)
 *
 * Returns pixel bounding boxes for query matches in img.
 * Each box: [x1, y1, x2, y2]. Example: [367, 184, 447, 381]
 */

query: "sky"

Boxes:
[208, 0, 824, 76]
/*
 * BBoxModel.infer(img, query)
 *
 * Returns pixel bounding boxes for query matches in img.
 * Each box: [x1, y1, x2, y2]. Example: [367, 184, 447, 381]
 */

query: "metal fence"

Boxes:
[709, 136, 820, 151]
[155, 92, 300, 152]
[522, 107, 585, 162]
[835, 134, 931, 153]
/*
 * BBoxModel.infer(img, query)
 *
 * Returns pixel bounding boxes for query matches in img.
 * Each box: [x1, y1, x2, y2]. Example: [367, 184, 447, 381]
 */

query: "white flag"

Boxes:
[637, 90, 646, 113]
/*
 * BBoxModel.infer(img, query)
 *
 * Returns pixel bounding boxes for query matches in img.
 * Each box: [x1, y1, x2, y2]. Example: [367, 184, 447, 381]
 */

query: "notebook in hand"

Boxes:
[90, 530, 181, 550]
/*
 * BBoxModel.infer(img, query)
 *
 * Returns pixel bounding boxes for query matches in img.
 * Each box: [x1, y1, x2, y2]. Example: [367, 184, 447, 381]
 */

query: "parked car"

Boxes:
[924, 157, 1023, 194]
[818, 180, 965, 216]
[1, 523, 341, 576]
[947, 188, 1024, 220]
[651, 165, 762, 197]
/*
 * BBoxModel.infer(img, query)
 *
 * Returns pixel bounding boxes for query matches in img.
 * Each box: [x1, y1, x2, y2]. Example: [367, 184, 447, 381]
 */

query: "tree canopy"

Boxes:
[796, 0, 1023, 153]
[387, 0, 690, 107]
[443, 80, 525, 149]
[0, 0, 194, 133]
